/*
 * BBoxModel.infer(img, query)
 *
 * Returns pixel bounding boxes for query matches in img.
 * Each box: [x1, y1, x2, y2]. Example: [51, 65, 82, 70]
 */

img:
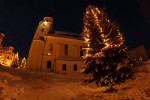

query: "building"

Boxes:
[147, 49, 150, 59]
[27, 17, 84, 74]
[0, 31, 18, 66]
[127, 45, 148, 61]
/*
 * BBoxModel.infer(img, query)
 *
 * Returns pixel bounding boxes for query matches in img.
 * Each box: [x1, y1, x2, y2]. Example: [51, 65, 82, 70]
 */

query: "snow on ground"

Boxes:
[0, 61, 150, 100]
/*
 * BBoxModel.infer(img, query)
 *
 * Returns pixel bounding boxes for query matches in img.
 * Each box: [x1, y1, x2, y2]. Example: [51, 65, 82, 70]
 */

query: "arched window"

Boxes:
[64, 44, 68, 56]
[48, 43, 53, 55]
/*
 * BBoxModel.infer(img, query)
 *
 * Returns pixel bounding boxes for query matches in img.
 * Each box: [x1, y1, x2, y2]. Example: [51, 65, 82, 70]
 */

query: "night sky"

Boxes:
[0, 0, 150, 58]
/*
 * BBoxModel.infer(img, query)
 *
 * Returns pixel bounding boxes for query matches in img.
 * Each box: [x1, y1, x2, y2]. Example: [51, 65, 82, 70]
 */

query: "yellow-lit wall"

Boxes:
[27, 40, 45, 71]
[41, 36, 83, 73]
[0, 46, 16, 66]
[56, 60, 84, 74]
[28, 35, 84, 73]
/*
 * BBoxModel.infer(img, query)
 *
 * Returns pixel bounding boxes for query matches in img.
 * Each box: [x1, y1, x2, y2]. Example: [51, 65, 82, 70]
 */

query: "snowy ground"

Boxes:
[0, 61, 150, 100]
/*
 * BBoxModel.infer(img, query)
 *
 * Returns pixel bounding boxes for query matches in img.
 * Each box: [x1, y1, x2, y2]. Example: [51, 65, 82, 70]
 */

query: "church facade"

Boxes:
[27, 17, 84, 74]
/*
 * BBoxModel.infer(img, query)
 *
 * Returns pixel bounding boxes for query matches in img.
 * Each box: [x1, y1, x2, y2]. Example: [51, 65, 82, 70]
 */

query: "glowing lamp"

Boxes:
[43, 21, 47, 26]
[48, 53, 51, 56]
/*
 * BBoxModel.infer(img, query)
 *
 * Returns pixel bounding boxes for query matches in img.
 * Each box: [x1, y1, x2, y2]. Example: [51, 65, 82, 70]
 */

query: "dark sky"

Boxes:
[0, 0, 150, 58]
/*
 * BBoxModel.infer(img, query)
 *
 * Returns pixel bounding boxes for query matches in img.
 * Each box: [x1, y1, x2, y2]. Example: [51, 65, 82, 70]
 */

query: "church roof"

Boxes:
[45, 30, 83, 40]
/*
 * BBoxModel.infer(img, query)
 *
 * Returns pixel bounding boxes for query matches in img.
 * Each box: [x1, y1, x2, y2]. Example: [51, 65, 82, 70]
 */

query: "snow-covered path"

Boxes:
[0, 61, 150, 100]
[0, 66, 88, 100]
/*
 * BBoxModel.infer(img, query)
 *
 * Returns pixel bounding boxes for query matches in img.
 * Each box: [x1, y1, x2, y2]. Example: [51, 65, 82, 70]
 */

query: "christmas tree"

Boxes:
[11, 52, 19, 68]
[20, 57, 26, 68]
[82, 5, 135, 86]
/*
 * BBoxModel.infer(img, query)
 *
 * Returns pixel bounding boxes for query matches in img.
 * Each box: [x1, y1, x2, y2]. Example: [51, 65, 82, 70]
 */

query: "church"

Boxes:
[27, 16, 84, 74]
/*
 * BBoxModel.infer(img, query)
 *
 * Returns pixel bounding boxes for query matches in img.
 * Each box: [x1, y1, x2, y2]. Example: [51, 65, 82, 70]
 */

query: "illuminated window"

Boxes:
[48, 43, 53, 55]
[62, 64, 66, 71]
[74, 64, 77, 71]
[64, 44, 68, 56]
[47, 61, 51, 68]
[80, 46, 83, 57]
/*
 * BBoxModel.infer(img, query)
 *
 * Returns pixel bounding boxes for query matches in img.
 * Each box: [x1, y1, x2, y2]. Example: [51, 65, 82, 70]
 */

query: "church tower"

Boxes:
[27, 16, 53, 71]
[33, 17, 53, 39]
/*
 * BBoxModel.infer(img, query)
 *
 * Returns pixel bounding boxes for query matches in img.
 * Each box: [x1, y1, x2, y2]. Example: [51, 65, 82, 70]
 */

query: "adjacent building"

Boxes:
[127, 45, 148, 61]
[0, 31, 18, 66]
[27, 17, 84, 73]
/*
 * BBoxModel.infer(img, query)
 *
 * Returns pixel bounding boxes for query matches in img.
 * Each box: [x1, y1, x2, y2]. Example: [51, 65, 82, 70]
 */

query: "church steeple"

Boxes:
[33, 16, 53, 40]
[43, 17, 53, 30]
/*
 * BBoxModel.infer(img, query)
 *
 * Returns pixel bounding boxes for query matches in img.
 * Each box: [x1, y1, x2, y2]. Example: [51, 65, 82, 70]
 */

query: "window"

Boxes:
[48, 43, 53, 55]
[62, 64, 66, 71]
[64, 44, 68, 56]
[74, 64, 77, 71]
[80, 46, 83, 57]
[41, 28, 44, 32]
[47, 61, 51, 68]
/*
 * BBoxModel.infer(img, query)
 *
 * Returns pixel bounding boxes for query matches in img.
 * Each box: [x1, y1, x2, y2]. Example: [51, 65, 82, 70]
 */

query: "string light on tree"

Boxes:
[82, 5, 135, 86]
